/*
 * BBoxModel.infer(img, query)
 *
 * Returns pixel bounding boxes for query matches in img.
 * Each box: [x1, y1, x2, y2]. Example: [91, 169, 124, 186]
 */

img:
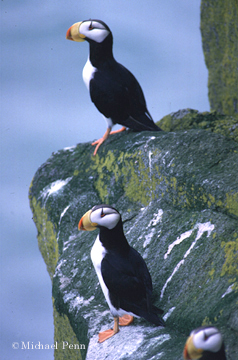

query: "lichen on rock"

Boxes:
[200, 0, 238, 115]
[221, 236, 238, 292]
[158, 108, 238, 142]
[29, 195, 59, 280]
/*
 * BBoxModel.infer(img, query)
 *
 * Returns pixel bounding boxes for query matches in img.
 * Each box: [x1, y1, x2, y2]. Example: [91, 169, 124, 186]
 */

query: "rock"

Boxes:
[200, 0, 238, 115]
[158, 108, 238, 143]
[29, 112, 238, 360]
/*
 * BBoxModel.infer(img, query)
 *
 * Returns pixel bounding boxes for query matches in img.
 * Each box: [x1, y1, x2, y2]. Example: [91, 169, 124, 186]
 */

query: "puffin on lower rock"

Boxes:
[183, 326, 227, 360]
[66, 19, 162, 155]
[78, 204, 165, 342]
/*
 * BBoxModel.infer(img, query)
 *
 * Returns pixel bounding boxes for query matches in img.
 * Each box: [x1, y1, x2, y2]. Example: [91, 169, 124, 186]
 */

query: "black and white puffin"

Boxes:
[183, 326, 227, 360]
[66, 19, 162, 155]
[78, 204, 165, 342]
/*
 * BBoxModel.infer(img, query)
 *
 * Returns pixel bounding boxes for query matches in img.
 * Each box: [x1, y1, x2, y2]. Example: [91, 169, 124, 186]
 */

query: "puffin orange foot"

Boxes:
[91, 138, 103, 146]
[91, 138, 105, 156]
[98, 329, 118, 343]
[98, 316, 119, 343]
[119, 314, 134, 326]
[91, 127, 111, 156]
[91, 126, 126, 156]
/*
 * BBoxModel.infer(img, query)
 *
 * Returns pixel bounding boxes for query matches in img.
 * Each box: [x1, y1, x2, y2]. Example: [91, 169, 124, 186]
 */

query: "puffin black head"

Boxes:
[78, 204, 120, 231]
[66, 19, 113, 65]
[183, 326, 225, 359]
[78, 204, 129, 252]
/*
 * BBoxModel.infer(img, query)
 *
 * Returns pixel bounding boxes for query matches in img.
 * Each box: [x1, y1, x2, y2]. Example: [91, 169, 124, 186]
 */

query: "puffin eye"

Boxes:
[89, 21, 94, 30]
[101, 208, 105, 217]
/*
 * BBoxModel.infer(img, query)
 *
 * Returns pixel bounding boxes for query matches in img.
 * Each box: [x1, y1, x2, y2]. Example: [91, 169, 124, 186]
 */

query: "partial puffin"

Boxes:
[78, 204, 165, 342]
[66, 19, 162, 155]
[183, 326, 227, 360]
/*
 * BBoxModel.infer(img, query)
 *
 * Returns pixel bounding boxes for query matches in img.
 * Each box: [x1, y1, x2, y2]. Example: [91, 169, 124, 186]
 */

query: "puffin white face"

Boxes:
[66, 20, 110, 44]
[80, 20, 110, 43]
[78, 205, 120, 232]
[91, 206, 120, 229]
[183, 326, 223, 359]
[192, 327, 223, 353]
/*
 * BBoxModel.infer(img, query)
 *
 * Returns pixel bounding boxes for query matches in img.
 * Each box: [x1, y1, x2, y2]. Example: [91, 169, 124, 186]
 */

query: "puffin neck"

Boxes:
[99, 219, 130, 254]
[200, 344, 227, 360]
[88, 34, 114, 67]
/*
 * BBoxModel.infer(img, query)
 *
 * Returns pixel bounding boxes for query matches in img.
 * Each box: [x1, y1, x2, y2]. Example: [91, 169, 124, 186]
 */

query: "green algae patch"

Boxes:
[158, 109, 238, 142]
[53, 301, 83, 360]
[30, 197, 59, 280]
[169, 181, 237, 218]
[201, 0, 238, 116]
[221, 237, 238, 292]
[225, 192, 238, 218]
[90, 131, 238, 219]
[90, 150, 159, 206]
[208, 267, 215, 280]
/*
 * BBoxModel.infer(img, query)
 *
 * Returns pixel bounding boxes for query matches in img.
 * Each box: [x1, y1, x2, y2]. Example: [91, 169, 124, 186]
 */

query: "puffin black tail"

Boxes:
[151, 304, 164, 315]
[121, 300, 165, 327]
[139, 307, 165, 327]
[140, 305, 165, 326]
[138, 111, 162, 131]
[145, 122, 162, 132]
[125, 113, 162, 132]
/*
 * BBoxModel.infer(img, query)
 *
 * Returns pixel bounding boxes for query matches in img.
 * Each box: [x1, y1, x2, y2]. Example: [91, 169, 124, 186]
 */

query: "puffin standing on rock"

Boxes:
[183, 326, 227, 360]
[78, 204, 165, 342]
[66, 19, 162, 155]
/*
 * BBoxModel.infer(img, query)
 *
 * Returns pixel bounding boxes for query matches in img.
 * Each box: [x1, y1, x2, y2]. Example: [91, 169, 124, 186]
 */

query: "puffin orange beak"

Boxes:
[183, 343, 191, 359]
[66, 21, 85, 42]
[183, 335, 203, 359]
[78, 209, 97, 231]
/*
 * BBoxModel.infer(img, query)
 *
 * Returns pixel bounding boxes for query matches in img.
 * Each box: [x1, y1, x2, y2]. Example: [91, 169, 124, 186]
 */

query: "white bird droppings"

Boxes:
[40, 177, 72, 203]
[161, 222, 215, 299]
[222, 284, 234, 298]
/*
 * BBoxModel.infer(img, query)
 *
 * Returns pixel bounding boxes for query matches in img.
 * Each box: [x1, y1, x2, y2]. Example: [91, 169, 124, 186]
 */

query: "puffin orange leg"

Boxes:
[110, 126, 126, 135]
[91, 126, 126, 156]
[98, 317, 119, 343]
[91, 127, 111, 156]
[119, 314, 134, 326]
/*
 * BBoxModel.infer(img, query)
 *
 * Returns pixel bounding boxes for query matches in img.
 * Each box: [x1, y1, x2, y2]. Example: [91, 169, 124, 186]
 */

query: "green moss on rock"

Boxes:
[53, 301, 83, 360]
[30, 196, 59, 280]
[90, 149, 159, 206]
[221, 236, 238, 292]
[225, 192, 238, 218]
[158, 109, 238, 142]
[89, 134, 238, 220]
[200, 0, 238, 115]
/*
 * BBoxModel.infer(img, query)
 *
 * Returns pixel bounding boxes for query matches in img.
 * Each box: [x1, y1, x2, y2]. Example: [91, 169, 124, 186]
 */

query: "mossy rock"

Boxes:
[200, 0, 238, 115]
[158, 108, 238, 143]
[29, 113, 238, 359]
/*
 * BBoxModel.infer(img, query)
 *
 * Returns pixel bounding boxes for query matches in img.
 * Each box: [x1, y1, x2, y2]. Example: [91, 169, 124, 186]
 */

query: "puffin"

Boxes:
[66, 19, 162, 155]
[183, 326, 227, 360]
[78, 204, 165, 342]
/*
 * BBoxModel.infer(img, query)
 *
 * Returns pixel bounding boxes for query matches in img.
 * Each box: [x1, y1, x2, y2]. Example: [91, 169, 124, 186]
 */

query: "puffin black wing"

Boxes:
[101, 247, 164, 326]
[90, 60, 161, 131]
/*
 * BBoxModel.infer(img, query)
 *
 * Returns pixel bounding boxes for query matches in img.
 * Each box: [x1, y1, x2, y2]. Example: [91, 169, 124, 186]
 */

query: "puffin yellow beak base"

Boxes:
[66, 21, 85, 42]
[183, 335, 203, 359]
[78, 210, 98, 231]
